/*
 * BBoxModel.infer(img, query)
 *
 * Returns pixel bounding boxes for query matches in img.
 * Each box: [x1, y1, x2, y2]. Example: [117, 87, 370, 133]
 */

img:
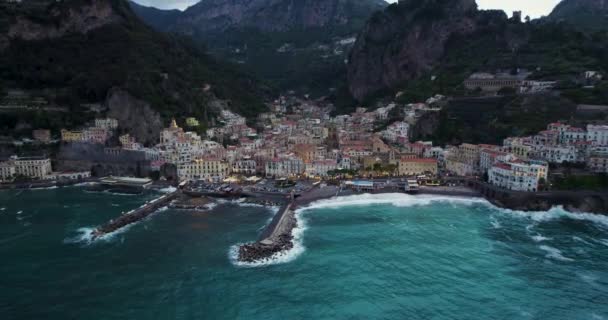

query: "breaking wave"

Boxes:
[297, 193, 487, 211]
[539, 245, 574, 262]
[495, 205, 608, 229]
[229, 193, 608, 267]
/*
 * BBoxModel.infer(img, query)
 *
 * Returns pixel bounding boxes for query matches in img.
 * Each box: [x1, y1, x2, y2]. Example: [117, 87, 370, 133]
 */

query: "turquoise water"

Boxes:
[1, 189, 607, 319]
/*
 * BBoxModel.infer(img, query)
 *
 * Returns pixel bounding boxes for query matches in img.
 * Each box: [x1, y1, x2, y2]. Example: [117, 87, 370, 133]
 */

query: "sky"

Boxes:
[134, 0, 562, 18]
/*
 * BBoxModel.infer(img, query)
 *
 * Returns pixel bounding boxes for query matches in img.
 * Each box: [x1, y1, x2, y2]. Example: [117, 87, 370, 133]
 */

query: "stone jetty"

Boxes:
[238, 202, 297, 263]
[92, 191, 179, 239]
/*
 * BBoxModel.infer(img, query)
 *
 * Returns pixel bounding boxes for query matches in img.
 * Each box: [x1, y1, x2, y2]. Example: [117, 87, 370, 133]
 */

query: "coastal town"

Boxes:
[3, 0, 608, 316]
[1, 75, 607, 197]
[0, 68, 608, 196]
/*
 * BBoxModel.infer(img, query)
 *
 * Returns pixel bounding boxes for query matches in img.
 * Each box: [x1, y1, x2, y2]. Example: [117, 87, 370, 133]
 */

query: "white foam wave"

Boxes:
[223, 199, 281, 213]
[73, 182, 95, 187]
[297, 193, 487, 212]
[230, 210, 307, 268]
[0, 207, 6, 211]
[572, 236, 594, 246]
[492, 205, 608, 230]
[489, 216, 501, 229]
[63, 227, 95, 244]
[598, 239, 608, 247]
[159, 186, 177, 193]
[16, 210, 22, 215]
[531, 234, 552, 242]
[539, 245, 574, 262]
[30, 186, 58, 190]
[228, 193, 606, 266]
[204, 202, 218, 211]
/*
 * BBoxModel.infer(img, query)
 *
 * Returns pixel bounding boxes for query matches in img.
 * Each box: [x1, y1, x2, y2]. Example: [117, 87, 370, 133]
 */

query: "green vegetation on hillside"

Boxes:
[415, 94, 583, 145]
[553, 174, 608, 191]
[0, 0, 268, 133]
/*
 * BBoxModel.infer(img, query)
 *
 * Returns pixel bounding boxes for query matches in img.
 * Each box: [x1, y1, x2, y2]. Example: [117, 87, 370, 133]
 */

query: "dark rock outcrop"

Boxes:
[7, 0, 124, 41]
[346, 0, 483, 101]
[106, 88, 163, 146]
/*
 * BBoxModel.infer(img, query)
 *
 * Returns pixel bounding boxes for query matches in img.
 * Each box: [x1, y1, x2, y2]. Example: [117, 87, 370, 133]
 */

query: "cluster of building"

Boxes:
[138, 95, 446, 182]
[8, 86, 607, 195]
[60, 118, 119, 144]
[440, 123, 608, 192]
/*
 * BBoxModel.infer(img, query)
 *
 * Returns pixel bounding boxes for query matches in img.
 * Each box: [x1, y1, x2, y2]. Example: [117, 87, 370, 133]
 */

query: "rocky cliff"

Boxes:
[346, 0, 485, 101]
[7, 0, 124, 41]
[170, 0, 386, 34]
[106, 89, 163, 145]
[0, 0, 266, 140]
[130, 0, 387, 95]
[549, 0, 608, 31]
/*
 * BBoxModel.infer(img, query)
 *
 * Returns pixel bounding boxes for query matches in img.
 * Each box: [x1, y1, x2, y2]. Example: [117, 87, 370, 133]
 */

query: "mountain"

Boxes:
[347, 0, 481, 101]
[549, 0, 608, 32]
[128, 1, 181, 31]
[130, 0, 388, 95]
[0, 0, 267, 143]
[346, 0, 608, 101]
[169, 0, 387, 34]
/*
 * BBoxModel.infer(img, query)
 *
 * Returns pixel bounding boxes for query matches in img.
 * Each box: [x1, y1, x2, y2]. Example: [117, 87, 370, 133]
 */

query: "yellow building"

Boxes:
[398, 158, 438, 176]
[179, 158, 230, 181]
[459, 143, 480, 165]
[60, 129, 84, 142]
[119, 134, 135, 146]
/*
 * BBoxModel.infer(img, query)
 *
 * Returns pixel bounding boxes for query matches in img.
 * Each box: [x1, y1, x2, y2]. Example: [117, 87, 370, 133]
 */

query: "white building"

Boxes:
[587, 125, 608, 146]
[265, 157, 305, 178]
[0, 161, 16, 182]
[94, 118, 118, 130]
[381, 121, 409, 143]
[535, 146, 580, 164]
[232, 159, 257, 175]
[305, 159, 338, 177]
[50, 171, 91, 180]
[488, 159, 548, 192]
[0, 156, 52, 181]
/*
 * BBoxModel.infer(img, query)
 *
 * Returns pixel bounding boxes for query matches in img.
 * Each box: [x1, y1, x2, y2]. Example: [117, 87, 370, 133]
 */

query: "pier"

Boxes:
[92, 190, 178, 239]
[238, 201, 296, 262]
[238, 185, 340, 262]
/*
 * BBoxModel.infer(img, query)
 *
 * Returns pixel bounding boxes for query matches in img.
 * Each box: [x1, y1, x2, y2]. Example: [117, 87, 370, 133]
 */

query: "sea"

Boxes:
[1, 188, 607, 320]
